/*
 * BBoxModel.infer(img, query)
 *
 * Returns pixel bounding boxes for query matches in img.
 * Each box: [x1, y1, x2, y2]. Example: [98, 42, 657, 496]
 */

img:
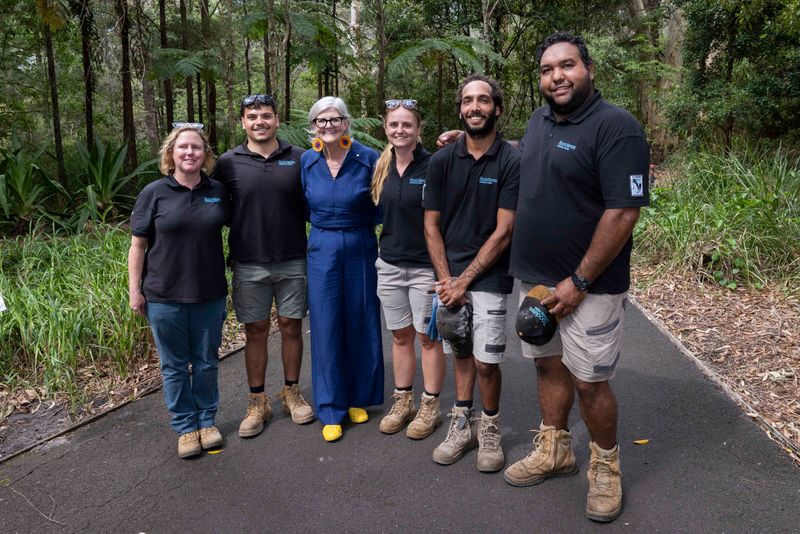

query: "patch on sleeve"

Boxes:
[629, 175, 644, 197]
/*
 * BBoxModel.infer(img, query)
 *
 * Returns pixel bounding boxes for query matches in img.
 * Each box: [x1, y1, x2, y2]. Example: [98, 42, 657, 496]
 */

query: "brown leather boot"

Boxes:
[503, 423, 578, 486]
[238, 392, 272, 438]
[586, 441, 623, 522]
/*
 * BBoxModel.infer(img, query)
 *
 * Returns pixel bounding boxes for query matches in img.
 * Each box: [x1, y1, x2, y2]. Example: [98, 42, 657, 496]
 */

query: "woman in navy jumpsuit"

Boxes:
[301, 96, 384, 442]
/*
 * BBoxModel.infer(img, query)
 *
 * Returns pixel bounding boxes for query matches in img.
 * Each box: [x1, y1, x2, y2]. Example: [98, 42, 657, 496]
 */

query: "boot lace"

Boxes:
[443, 410, 471, 443]
[387, 391, 408, 417]
[590, 455, 614, 492]
[416, 396, 435, 421]
[480, 421, 501, 451]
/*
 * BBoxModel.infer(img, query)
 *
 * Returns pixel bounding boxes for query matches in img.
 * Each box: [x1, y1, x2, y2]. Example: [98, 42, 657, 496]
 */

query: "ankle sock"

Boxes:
[455, 399, 473, 409]
[396, 385, 413, 392]
[284, 379, 298, 387]
[483, 408, 498, 417]
[423, 390, 440, 398]
[250, 385, 265, 394]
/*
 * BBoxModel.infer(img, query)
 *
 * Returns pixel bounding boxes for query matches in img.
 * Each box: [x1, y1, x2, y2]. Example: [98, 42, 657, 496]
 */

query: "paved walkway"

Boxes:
[1, 301, 798, 532]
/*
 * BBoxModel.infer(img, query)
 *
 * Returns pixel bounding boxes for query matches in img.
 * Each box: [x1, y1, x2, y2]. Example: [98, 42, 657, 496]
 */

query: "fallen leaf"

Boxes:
[633, 439, 650, 445]
[207, 449, 223, 455]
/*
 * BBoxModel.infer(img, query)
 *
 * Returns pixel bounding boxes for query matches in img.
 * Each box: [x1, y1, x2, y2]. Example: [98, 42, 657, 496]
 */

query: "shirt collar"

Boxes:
[454, 132, 505, 159]
[233, 138, 292, 159]
[166, 173, 211, 189]
[544, 90, 602, 124]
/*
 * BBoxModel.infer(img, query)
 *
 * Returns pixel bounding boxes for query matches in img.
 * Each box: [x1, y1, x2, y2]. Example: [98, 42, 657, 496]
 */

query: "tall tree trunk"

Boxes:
[268, 0, 278, 100]
[76, 0, 95, 150]
[200, 0, 216, 149]
[436, 55, 443, 133]
[223, 0, 235, 150]
[375, 0, 385, 117]
[283, 0, 291, 122]
[180, 0, 194, 121]
[116, 0, 137, 171]
[244, 0, 252, 95]
[159, 0, 173, 130]
[43, 22, 67, 185]
[263, 34, 271, 93]
[133, 0, 159, 154]
[197, 74, 203, 123]
[350, 0, 366, 115]
[332, 0, 339, 95]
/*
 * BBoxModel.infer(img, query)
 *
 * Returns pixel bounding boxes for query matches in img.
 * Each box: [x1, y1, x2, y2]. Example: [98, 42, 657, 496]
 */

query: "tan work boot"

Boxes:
[586, 441, 623, 522]
[199, 426, 223, 449]
[239, 392, 272, 438]
[432, 406, 477, 465]
[278, 384, 315, 424]
[406, 392, 442, 440]
[503, 423, 578, 486]
[379, 390, 416, 434]
[178, 431, 201, 459]
[477, 412, 505, 472]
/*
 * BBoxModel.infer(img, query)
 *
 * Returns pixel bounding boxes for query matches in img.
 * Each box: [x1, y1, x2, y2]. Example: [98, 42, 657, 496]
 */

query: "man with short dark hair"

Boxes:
[423, 74, 519, 472]
[503, 32, 650, 523]
[213, 94, 314, 438]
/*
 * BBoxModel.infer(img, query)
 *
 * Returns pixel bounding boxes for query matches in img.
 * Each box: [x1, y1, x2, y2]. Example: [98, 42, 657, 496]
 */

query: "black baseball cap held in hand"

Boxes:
[516, 285, 558, 346]
[436, 302, 473, 358]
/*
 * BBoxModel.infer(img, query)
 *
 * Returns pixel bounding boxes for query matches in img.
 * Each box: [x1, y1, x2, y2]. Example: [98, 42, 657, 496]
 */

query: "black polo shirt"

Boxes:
[378, 144, 432, 268]
[423, 134, 520, 294]
[510, 91, 650, 294]
[213, 139, 306, 264]
[130, 174, 229, 303]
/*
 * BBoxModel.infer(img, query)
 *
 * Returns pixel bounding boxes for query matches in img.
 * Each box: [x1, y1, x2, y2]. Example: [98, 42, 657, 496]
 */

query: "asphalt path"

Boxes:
[1, 298, 798, 533]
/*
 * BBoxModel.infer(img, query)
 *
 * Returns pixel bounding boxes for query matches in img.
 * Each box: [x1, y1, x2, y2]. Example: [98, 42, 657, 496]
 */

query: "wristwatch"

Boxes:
[571, 272, 591, 292]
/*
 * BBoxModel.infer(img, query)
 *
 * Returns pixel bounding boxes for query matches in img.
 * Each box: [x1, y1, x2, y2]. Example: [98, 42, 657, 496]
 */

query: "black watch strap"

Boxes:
[571, 272, 591, 291]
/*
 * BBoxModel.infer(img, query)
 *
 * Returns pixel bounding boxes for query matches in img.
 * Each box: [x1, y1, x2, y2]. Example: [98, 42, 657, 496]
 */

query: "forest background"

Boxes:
[1, 0, 799, 459]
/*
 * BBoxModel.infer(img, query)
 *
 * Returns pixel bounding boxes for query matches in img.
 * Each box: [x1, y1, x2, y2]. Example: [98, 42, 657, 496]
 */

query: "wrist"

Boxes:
[571, 272, 591, 292]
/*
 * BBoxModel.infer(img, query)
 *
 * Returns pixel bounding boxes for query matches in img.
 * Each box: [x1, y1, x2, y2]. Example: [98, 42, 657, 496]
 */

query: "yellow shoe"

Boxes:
[348, 407, 369, 424]
[322, 425, 343, 442]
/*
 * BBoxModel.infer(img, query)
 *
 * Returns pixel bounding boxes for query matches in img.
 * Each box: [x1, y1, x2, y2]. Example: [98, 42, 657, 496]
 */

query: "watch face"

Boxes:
[572, 273, 589, 291]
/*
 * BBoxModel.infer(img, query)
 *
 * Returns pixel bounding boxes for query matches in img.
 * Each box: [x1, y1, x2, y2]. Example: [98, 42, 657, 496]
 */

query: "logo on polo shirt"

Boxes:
[629, 175, 644, 197]
[204, 197, 222, 203]
[409, 177, 425, 185]
[278, 160, 296, 166]
[556, 140, 576, 151]
[479, 176, 497, 185]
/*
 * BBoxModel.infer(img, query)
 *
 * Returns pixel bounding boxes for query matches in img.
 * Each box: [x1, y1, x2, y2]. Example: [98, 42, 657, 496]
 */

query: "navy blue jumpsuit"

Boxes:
[301, 140, 384, 425]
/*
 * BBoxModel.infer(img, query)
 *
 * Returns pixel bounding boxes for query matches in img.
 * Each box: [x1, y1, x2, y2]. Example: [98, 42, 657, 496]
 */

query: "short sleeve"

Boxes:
[130, 185, 156, 237]
[422, 152, 444, 211]
[597, 133, 650, 209]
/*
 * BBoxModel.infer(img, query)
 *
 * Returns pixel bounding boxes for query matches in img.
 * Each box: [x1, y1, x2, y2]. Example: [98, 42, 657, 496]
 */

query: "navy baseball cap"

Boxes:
[516, 285, 558, 346]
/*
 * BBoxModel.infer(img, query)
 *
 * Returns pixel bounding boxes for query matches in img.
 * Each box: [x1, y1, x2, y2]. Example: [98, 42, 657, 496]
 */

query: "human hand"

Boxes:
[540, 277, 586, 318]
[130, 292, 147, 316]
[436, 130, 464, 149]
[436, 277, 468, 308]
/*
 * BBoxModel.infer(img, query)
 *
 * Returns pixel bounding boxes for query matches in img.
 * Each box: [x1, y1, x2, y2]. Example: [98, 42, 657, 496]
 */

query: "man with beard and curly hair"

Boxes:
[423, 74, 519, 473]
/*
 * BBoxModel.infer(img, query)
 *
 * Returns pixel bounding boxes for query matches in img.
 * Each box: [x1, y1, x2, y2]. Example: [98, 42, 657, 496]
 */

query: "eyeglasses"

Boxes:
[385, 99, 418, 110]
[242, 94, 275, 107]
[172, 122, 204, 130]
[313, 116, 346, 128]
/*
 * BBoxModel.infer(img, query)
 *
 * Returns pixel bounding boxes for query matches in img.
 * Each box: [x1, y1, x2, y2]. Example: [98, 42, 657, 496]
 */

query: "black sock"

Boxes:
[483, 408, 498, 417]
[285, 379, 298, 387]
[424, 390, 440, 397]
[455, 399, 473, 409]
[250, 385, 265, 394]
[396, 385, 413, 392]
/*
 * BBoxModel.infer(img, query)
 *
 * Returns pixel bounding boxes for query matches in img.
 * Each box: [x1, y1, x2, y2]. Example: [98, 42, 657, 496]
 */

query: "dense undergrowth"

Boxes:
[635, 144, 800, 293]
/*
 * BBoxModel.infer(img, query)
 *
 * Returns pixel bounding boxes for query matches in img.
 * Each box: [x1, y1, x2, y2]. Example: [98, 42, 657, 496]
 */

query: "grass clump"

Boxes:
[635, 144, 800, 292]
[0, 226, 150, 398]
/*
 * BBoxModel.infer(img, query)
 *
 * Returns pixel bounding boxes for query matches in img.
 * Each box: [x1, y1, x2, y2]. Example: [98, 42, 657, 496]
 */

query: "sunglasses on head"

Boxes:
[172, 122, 204, 130]
[242, 94, 275, 107]
[385, 99, 418, 110]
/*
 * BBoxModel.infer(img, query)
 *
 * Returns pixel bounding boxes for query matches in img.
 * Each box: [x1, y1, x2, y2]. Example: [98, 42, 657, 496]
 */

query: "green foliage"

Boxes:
[72, 136, 158, 229]
[277, 109, 384, 150]
[0, 143, 63, 232]
[0, 226, 150, 397]
[635, 144, 800, 291]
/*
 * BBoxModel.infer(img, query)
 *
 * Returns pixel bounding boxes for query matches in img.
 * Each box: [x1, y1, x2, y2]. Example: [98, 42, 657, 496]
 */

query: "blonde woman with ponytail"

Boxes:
[372, 100, 446, 440]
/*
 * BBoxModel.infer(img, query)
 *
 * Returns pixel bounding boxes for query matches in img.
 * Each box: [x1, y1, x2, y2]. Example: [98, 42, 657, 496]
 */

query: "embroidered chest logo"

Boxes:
[409, 177, 425, 185]
[479, 176, 497, 185]
[556, 140, 576, 151]
[278, 160, 296, 166]
[629, 175, 644, 197]
[204, 197, 221, 203]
